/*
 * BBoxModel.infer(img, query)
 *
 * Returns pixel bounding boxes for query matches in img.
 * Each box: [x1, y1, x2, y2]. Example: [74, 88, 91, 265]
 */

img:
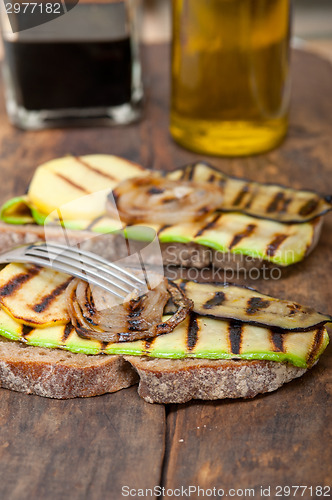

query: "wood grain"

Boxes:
[162, 347, 331, 497]
[0, 45, 331, 498]
[0, 386, 165, 500]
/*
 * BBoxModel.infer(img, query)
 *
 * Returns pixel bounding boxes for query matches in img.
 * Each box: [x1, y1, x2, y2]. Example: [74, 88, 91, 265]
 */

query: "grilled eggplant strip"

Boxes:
[107, 175, 223, 225]
[66, 277, 193, 343]
[166, 281, 332, 332]
[167, 162, 332, 223]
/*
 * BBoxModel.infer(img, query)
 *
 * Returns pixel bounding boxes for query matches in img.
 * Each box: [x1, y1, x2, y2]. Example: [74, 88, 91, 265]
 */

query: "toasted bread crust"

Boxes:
[124, 357, 307, 404]
[0, 338, 138, 398]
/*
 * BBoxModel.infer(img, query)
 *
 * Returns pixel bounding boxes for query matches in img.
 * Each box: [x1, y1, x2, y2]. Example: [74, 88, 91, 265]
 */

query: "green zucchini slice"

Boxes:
[0, 307, 328, 368]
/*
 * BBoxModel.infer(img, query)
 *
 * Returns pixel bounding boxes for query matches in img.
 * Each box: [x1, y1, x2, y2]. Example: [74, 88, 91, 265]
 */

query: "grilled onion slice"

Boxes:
[66, 276, 193, 343]
[107, 175, 223, 225]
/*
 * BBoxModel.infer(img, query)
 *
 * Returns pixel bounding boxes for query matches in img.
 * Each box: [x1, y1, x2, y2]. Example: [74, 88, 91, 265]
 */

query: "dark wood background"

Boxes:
[0, 45, 331, 499]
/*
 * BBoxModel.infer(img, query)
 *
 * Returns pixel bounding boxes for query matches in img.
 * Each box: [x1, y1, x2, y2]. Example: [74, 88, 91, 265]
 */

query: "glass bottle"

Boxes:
[170, 0, 291, 156]
[0, 0, 143, 129]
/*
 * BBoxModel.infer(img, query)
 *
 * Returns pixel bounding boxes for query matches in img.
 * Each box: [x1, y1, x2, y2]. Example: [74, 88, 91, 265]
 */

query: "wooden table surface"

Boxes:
[0, 45, 331, 500]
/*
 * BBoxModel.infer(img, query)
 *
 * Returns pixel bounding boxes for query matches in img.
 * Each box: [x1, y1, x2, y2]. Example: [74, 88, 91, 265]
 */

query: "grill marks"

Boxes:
[267, 191, 289, 213]
[83, 285, 97, 324]
[0, 264, 73, 326]
[55, 173, 90, 194]
[187, 312, 199, 351]
[299, 198, 319, 216]
[229, 224, 256, 249]
[246, 297, 270, 315]
[195, 213, 222, 237]
[148, 187, 165, 195]
[270, 329, 284, 352]
[166, 163, 332, 222]
[0, 266, 41, 297]
[62, 322, 74, 342]
[307, 325, 325, 367]
[180, 164, 196, 181]
[100, 341, 109, 351]
[75, 156, 116, 181]
[266, 234, 288, 257]
[233, 184, 250, 206]
[21, 324, 33, 339]
[144, 338, 156, 351]
[267, 192, 282, 213]
[203, 291, 226, 309]
[127, 295, 146, 332]
[228, 321, 243, 355]
[32, 278, 72, 313]
[234, 186, 322, 220]
[157, 225, 170, 236]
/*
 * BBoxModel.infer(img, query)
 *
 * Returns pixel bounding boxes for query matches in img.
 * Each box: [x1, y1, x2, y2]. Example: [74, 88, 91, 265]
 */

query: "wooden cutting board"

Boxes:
[0, 45, 331, 499]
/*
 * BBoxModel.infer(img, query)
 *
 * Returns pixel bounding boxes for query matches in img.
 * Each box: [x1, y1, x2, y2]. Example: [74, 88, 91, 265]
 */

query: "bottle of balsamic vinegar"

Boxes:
[0, 0, 143, 129]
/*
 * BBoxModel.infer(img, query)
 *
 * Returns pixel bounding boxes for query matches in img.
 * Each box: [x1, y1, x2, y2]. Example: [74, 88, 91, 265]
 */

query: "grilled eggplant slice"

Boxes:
[167, 162, 332, 223]
[167, 281, 332, 331]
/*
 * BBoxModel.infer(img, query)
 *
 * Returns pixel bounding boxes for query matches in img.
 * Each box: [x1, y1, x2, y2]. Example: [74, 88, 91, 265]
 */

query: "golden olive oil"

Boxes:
[171, 0, 291, 156]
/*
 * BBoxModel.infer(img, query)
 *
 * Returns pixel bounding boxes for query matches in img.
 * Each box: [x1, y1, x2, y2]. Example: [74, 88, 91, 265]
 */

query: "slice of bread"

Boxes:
[0, 337, 138, 399]
[124, 356, 308, 404]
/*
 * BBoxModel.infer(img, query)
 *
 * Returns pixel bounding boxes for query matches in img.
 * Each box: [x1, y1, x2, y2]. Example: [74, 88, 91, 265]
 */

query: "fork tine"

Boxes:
[31, 245, 142, 290]
[39, 242, 146, 286]
[6, 254, 127, 299]
[32, 249, 135, 295]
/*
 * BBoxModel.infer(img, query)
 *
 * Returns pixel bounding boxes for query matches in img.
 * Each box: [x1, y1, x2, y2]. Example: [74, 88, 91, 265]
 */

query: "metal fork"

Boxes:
[0, 242, 146, 300]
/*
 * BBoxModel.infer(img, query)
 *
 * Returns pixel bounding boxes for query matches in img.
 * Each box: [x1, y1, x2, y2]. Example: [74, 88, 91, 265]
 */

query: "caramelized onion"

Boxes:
[66, 275, 193, 343]
[106, 175, 223, 225]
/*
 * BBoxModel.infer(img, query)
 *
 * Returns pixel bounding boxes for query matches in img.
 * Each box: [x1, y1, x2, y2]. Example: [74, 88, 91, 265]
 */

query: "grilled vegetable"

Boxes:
[108, 175, 223, 224]
[168, 281, 332, 331]
[0, 264, 329, 369]
[61, 211, 318, 266]
[167, 162, 332, 223]
[66, 277, 192, 342]
[0, 263, 72, 327]
[0, 306, 328, 369]
[27, 155, 146, 221]
[1, 156, 330, 267]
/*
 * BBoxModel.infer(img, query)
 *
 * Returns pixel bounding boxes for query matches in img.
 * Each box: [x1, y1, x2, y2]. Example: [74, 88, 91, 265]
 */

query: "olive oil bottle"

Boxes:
[170, 0, 291, 156]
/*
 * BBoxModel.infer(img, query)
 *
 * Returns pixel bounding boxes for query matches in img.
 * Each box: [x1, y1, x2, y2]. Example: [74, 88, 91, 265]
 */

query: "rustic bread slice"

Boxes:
[125, 356, 307, 404]
[0, 337, 138, 399]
